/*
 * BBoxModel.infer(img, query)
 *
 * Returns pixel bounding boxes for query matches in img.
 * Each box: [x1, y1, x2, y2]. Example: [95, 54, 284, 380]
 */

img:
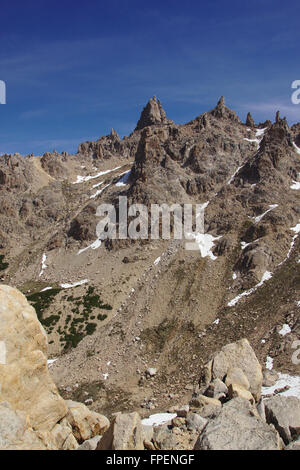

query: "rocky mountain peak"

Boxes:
[135, 96, 168, 131]
[209, 96, 241, 122]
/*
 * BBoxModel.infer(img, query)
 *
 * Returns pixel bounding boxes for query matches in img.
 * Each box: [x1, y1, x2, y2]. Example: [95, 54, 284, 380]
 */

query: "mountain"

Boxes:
[0, 96, 299, 427]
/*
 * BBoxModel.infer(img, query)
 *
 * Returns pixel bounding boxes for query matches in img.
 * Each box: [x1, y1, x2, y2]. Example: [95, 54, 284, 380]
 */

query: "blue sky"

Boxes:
[0, 0, 300, 155]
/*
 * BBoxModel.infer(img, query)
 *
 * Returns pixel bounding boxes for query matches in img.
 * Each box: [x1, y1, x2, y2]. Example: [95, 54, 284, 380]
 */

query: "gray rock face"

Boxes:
[186, 413, 208, 433]
[152, 425, 178, 450]
[194, 398, 280, 450]
[135, 96, 168, 131]
[264, 396, 300, 444]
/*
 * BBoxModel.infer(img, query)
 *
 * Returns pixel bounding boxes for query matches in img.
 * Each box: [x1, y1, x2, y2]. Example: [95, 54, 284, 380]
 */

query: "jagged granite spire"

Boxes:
[135, 96, 167, 131]
[110, 128, 120, 140]
[209, 96, 241, 122]
[246, 112, 255, 128]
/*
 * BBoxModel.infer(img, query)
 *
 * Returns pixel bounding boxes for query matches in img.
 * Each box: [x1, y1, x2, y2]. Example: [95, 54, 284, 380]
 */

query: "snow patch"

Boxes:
[40, 287, 53, 292]
[77, 239, 102, 255]
[227, 165, 243, 185]
[244, 137, 260, 146]
[228, 271, 272, 307]
[47, 358, 58, 367]
[279, 324, 291, 336]
[293, 142, 300, 155]
[141, 413, 177, 427]
[278, 221, 300, 266]
[255, 127, 267, 137]
[39, 253, 47, 277]
[154, 256, 161, 266]
[73, 166, 122, 184]
[266, 356, 274, 371]
[92, 180, 104, 189]
[187, 232, 222, 260]
[116, 170, 131, 186]
[253, 205, 278, 224]
[241, 241, 251, 250]
[60, 279, 89, 289]
[262, 373, 300, 399]
[90, 183, 110, 199]
[290, 180, 300, 190]
[243, 128, 266, 149]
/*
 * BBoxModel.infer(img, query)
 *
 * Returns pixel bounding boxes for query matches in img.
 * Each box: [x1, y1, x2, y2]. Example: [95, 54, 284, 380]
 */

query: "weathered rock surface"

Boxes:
[264, 396, 300, 444]
[194, 398, 280, 450]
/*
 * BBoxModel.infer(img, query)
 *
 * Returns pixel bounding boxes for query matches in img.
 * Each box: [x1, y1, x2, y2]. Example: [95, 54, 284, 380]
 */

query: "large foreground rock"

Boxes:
[194, 398, 280, 450]
[264, 396, 300, 444]
[0, 285, 67, 431]
[97, 412, 144, 450]
[201, 339, 263, 401]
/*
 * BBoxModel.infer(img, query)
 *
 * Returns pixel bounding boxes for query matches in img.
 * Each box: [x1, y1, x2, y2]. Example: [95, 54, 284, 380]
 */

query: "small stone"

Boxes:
[176, 405, 189, 418]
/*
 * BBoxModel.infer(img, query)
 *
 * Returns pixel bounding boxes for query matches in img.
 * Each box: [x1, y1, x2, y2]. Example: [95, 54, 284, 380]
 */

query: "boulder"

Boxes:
[97, 412, 144, 450]
[152, 424, 178, 450]
[204, 378, 228, 401]
[49, 417, 79, 450]
[264, 395, 300, 444]
[227, 383, 255, 404]
[176, 405, 190, 418]
[65, 400, 109, 443]
[201, 339, 262, 401]
[225, 367, 250, 390]
[189, 394, 222, 409]
[186, 413, 208, 433]
[194, 398, 280, 450]
[262, 369, 279, 387]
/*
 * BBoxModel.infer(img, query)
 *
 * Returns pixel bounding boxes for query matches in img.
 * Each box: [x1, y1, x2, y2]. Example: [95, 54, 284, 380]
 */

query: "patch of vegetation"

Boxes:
[0, 255, 8, 271]
[26, 288, 62, 322]
[42, 314, 60, 327]
[58, 285, 112, 351]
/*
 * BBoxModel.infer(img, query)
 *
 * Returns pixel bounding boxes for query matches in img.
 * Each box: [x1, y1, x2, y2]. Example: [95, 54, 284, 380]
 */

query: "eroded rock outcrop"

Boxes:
[135, 96, 168, 131]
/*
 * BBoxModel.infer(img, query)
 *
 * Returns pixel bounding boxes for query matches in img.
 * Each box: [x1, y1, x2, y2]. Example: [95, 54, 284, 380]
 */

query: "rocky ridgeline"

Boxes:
[1, 285, 299, 450]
